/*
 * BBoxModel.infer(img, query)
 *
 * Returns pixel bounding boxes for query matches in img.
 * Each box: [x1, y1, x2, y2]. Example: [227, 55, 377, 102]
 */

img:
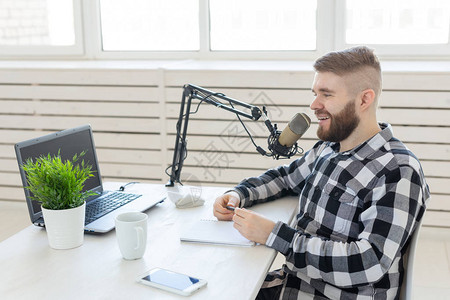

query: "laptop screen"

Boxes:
[15, 125, 102, 217]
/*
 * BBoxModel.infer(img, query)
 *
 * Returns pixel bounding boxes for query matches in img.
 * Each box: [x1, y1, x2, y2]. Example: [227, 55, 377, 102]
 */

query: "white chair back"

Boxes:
[399, 217, 424, 300]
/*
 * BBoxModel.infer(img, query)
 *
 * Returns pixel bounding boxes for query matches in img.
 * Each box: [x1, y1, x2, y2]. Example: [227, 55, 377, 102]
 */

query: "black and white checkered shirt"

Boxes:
[233, 123, 429, 300]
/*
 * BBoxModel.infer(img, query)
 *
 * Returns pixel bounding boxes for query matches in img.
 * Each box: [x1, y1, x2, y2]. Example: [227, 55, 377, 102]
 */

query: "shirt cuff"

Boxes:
[265, 221, 297, 256]
[224, 189, 246, 207]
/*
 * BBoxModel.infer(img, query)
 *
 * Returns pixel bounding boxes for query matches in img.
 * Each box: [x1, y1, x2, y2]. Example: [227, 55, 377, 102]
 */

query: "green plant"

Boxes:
[21, 150, 95, 210]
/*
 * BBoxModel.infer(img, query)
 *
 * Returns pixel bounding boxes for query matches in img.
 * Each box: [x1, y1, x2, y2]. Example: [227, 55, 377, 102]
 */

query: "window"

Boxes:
[209, 0, 316, 51]
[0, 0, 449, 59]
[0, 0, 83, 56]
[345, 0, 449, 44]
[336, 0, 450, 56]
[99, 0, 199, 51]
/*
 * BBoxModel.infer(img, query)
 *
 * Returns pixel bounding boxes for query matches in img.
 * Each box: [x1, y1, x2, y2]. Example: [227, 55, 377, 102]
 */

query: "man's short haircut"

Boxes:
[313, 46, 382, 101]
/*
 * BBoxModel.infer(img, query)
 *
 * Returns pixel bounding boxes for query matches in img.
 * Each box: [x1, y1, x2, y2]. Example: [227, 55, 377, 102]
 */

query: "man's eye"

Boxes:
[324, 94, 331, 97]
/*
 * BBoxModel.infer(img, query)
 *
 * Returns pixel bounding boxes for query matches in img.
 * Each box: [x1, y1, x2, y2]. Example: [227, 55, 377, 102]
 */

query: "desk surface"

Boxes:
[0, 183, 298, 300]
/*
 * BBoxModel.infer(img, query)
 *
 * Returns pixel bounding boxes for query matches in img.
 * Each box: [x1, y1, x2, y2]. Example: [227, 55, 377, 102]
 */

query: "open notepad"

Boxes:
[180, 219, 255, 247]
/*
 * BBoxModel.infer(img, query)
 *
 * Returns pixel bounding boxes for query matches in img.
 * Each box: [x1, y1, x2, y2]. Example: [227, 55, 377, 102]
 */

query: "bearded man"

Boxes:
[213, 46, 429, 300]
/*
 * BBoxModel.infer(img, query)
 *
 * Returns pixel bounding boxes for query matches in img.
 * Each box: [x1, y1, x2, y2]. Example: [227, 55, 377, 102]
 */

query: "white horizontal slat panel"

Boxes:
[0, 100, 160, 118]
[166, 88, 450, 109]
[393, 126, 450, 144]
[179, 151, 296, 171]
[99, 163, 162, 180]
[0, 172, 22, 187]
[0, 69, 160, 85]
[423, 211, 450, 227]
[378, 108, 450, 126]
[0, 145, 15, 159]
[0, 186, 25, 202]
[165, 103, 309, 123]
[166, 119, 317, 138]
[0, 134, 162, 159]
[0, 158, 17, 172]
[94, 133, 162, 150]
[96, 149, 161, 165]
[165, 87, 314, 106]
[421, 161, 450, 177]
[165, 134, 318, 155]
[427, 177, 450, 195]
[0, 85, 159, 102]
[1, 115, 160, 133]
[427, 195, 450, 211]
[0, 129, 56, 144]
[165, 70, 314, 88]
[402, 144, 450, 161]
[382, 73, 450, 91]
[380, 91, 450, 109]
[102, 177, 162, 185]
[177, 166, 249, 185]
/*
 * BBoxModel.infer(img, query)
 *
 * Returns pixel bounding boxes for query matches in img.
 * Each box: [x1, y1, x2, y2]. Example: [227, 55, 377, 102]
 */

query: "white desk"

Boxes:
[0, 183, 298, 300]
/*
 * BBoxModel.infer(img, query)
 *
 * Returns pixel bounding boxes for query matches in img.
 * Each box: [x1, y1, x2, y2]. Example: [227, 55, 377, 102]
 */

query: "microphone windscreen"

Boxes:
[289, 113, 311, 135]
[278, 113, 310, 147]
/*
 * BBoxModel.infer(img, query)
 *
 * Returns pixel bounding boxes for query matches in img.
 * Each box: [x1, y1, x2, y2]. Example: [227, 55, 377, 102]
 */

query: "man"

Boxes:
[213, 46, 429, 299]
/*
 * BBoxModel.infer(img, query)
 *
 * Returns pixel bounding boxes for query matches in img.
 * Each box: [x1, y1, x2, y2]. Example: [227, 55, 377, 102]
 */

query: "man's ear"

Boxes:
[358, 89, 376, 112]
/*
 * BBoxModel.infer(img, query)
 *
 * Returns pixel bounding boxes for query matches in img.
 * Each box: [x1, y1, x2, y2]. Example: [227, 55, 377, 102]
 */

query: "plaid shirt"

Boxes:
[233, 123, 429, 300]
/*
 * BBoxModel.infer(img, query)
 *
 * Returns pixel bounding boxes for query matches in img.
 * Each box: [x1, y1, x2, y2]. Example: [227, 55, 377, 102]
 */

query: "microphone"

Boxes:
[266, 113, 311, 159]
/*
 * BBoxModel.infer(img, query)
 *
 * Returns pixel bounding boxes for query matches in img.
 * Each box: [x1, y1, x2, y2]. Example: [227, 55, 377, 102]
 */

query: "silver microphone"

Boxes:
[266, 113, 311, 159]
[278, 113, 311, 147]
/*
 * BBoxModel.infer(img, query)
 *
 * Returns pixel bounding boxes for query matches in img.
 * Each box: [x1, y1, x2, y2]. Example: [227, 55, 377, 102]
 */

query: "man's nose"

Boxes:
[310, 96, 321, 111]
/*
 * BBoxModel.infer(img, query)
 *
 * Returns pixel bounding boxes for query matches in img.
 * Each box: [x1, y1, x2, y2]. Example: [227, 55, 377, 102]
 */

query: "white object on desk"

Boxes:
[166, 185, 205, 208]
[180, 219, 255, 247]
[115, 212, 148, 260]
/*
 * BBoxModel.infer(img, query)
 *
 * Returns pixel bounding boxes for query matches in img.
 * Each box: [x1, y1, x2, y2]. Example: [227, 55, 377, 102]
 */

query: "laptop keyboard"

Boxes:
[85, 192, 142, 225]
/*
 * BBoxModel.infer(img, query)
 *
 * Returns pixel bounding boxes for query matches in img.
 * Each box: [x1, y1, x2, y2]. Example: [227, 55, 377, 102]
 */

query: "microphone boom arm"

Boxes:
[166, 84, 264, 187]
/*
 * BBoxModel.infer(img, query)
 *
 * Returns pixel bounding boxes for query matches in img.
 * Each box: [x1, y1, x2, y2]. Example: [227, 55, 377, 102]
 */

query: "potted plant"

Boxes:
[21, 150, 95, 249]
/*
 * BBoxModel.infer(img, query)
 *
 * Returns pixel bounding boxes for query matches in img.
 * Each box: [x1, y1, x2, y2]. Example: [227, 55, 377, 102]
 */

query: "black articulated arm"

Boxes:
[166, 84, 266, 187]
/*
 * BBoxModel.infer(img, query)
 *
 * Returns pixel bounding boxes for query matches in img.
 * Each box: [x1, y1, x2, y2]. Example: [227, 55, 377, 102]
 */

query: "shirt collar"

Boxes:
[330, 123, 393, 159]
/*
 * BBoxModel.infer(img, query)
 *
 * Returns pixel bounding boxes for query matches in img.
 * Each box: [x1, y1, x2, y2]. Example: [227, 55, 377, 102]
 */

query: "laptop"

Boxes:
[15, 124, 165, 233]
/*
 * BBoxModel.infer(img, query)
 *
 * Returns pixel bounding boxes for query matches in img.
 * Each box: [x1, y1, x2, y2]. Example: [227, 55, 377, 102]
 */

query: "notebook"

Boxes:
[15, 124, 165, 233]
[179, 196, 300, 247]
[180, 219, 255, 247]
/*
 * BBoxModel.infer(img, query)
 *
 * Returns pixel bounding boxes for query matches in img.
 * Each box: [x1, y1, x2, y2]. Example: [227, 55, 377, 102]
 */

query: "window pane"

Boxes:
[100, 0, 199, 51]
[0, 0, 75, 46]
[346, 0, 450, 44]
[209, 0, 317, 51]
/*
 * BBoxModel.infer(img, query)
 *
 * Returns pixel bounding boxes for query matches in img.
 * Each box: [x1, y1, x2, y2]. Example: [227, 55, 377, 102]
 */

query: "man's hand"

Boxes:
[213, 192, 240, 221]
[232, 208, 276, 244]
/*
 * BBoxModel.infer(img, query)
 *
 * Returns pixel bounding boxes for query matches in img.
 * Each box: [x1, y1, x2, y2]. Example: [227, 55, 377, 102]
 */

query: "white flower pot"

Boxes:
[41, 202, 85, 250]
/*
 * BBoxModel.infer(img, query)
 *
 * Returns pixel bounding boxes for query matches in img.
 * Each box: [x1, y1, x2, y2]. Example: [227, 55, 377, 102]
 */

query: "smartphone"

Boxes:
[137, 268, 207, 296]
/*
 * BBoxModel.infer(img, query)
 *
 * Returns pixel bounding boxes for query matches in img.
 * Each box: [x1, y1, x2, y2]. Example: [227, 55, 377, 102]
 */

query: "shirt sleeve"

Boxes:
[265, 165, 428, 288]
[232, 141, 326, 208]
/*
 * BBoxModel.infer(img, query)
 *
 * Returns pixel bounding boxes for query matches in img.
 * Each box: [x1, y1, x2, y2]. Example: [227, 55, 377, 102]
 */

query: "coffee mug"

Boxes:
[115, 212, 148, 260]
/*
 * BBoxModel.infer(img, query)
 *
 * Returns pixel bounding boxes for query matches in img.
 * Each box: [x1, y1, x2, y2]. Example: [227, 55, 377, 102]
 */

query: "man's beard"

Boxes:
[316, 100, 360, 143]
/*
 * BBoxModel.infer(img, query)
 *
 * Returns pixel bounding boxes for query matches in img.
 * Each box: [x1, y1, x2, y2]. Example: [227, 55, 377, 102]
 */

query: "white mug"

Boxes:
[115, 212, 148, 260]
